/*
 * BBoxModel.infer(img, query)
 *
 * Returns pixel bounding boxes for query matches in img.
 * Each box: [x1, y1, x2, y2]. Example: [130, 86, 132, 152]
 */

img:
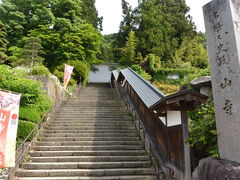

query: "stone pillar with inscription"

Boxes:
[203, 0, 240, 163]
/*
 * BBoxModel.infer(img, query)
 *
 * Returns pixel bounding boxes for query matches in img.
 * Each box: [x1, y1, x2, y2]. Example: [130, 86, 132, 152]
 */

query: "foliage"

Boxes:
[172, 37, 209, 69]
[19, 106, 41, 123]
[0, 21, 8, 62]
[152, 68, 194, 83]
[6, 46, 23, 66]
[54, 60, 90, 85]
[0, 0, 26, 46]
[120, 31, 137, 66]
[135, 0, 196, 61]
[17, 120, 36, 141]
[198, 31, 207, 49]
[153, 81, 179, 95]
[146, 54, 162, 72]
[22, 37, 45, 67]
[187, 97, 219, 158]
[0, 0, 102, 83]
[82, 0, 102, 30]
[0, 65, 52, 112]
[180, 68, 210, 89]
[31, 65, 51, 77]
[131, 64, 152, 81]
[30, 23, 101, 70]
[117, 0, 135, 48]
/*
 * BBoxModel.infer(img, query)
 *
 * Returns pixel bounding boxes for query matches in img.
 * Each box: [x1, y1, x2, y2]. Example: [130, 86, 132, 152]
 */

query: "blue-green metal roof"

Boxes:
[120, 67, 165, 108]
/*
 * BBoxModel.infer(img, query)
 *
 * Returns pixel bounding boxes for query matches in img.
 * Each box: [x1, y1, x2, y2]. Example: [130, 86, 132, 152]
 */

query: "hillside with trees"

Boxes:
[0, 0, 103, 152]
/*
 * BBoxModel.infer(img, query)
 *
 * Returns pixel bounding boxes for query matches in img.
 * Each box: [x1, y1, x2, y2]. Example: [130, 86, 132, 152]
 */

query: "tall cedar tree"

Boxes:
[82, 0, 103, 30]
[135, 0, 196, 62]
[0, 21, 8, 62]
[117, 0, 134, 47]
[120, 31, 137, 66]
[22, 37, 44, 67]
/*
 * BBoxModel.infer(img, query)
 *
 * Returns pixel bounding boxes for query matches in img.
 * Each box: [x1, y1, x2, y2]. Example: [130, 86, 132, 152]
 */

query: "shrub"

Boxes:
[146, 54, 162, 72]
[31, 65, 50, 77]
[54, 60, 90, 86]
[153, 81, 179, 95]
[19, 107, 41, 123]
[0, 65, 53, 113]
[180, 68, 210, 89]
[131, 65, 152, 81]
[187, 97, 218, 158]
[17, 120, 36, 141]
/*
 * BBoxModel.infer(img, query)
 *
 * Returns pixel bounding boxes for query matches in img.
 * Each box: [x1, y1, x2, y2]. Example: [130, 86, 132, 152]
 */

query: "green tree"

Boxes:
[6, 46, 23, 66]
[0, 21, 8, 62]
[0, 0, 26, 46]
[172, 37, 209, 69]
[117, 0, 134, 48]
[30, 23, 101, 69]
[22, 37, 44, 67]
[198, 31, 207, 49]
[120, 31, 137, 66]
[82, 0, 102, 29]
[135, 0, 196, 62]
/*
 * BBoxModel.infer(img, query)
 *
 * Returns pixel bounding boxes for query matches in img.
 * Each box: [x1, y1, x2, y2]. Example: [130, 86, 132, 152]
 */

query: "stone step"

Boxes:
[22, 161, 151, 169]
[40, 132, 138, 138]
[56, 112, 127, 115]
[28, 156, 150, 162]
[33, 145, 143, 151]
[16, 168, 155, 177]
[45, 126, 135, 131]
[40, 137, 139, 142]
[59, 109, 127, 112]
[77, 96, 117, 99]
[41, 130, 137, 134]
[35, 141, 143, 146]
[48, 122, 133, 126]
[14, 84, 156, 180]
[55, 115, 130, 118]
[29, 150, 146, 157]
[53, 118, 132, 121]
[61, 103, 124, 107]
[15, 175, 157, 180]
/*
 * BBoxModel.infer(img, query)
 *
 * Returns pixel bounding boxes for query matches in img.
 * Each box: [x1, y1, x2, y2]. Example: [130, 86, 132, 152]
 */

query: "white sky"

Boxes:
[96, 0, 212, 35]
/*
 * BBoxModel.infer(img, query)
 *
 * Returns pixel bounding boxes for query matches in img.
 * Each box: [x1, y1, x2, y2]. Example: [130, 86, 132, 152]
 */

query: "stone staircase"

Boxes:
[15, 83, 157, 180]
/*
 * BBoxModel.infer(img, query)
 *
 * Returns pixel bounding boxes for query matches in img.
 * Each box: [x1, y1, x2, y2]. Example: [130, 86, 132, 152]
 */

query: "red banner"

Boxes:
[0, 109, 11, 168]
[63, 64, 74, 90]
[0, 91, 21, 168]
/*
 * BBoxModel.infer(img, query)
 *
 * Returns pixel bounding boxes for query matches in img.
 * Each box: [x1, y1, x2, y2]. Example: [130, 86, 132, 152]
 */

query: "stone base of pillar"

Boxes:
[192, 157, 240, 180]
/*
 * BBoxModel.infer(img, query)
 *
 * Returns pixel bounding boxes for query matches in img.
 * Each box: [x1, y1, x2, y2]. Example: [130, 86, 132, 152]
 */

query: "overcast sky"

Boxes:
[96, 0, 212, 35]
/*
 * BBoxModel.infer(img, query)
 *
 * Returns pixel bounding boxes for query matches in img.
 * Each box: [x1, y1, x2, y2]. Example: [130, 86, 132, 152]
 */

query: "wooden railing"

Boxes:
[111, 69, 207, 180]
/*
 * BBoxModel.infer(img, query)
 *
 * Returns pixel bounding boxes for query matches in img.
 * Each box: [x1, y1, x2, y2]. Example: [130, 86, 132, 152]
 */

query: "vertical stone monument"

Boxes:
[203, 0, 240, 163]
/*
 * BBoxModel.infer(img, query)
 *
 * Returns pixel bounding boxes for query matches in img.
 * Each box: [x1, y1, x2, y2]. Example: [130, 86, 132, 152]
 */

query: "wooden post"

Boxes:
[181, 111, 191, 180]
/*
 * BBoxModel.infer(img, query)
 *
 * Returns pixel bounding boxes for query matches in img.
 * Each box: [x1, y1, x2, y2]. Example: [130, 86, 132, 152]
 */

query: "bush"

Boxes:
[153, 81, 179, 95]
[54, 60, 90, 86]
[31, 65, 50, 77]
[187, 97, 218, 158]
[131, 65, 152, 81]
[180, 68, 210, 89]
[19, 107, 41, 123]
[146, 54, 162, 72]
[0, 65, 53, 113]
[17, 120, 36, 141]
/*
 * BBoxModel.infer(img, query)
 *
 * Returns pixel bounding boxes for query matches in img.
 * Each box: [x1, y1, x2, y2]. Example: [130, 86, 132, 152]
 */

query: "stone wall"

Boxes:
[29, 75, 69, 104]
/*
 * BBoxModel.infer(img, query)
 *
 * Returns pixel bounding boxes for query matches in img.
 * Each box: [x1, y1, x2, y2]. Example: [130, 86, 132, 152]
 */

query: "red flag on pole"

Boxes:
[63, 64, 74, 90]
